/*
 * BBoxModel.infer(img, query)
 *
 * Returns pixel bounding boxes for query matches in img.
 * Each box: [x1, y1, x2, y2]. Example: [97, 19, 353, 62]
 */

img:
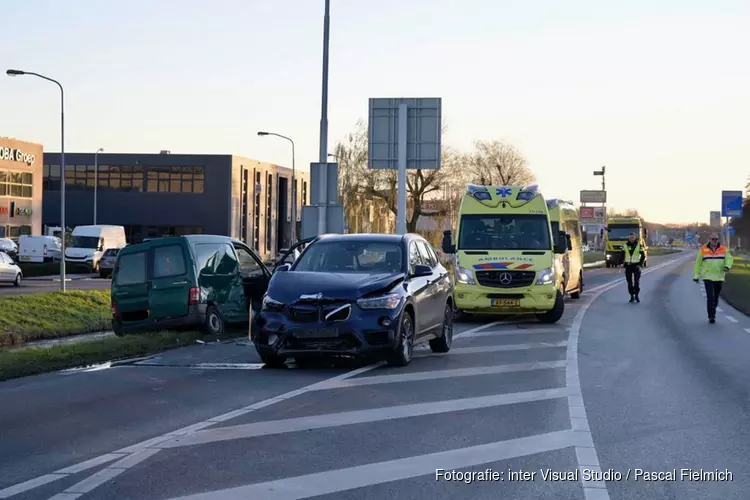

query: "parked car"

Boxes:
[110, 235, 272, 336]
[0, 251, 22, 286]
[251, 233, 455, 368]
[0, 238, 18, 262]
[98, 248, 121, 278]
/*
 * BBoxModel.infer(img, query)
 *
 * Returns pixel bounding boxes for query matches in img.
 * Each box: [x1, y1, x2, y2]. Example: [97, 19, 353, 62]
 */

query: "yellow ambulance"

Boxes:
[441, 184, 570, 323]
[546, 198, 584, 299]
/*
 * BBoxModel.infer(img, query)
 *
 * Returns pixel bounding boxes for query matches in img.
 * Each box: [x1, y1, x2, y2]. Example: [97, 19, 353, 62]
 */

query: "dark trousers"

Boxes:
[704, 280, 723, 319]
[625, 265, 641, 296]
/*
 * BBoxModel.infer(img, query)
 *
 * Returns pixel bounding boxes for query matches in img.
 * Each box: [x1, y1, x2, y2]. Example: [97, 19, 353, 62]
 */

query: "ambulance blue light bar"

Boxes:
[466, 184, 492, 201]
[516, 184, 539, 201]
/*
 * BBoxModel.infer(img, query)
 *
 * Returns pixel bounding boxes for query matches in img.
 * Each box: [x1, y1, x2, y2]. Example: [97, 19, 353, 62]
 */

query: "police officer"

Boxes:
[622, 232, 645, 303]
[693, 233, 733, 323]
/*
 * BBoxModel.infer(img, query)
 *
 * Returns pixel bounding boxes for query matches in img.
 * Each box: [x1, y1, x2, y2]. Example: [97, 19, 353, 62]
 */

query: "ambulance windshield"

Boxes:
[458, 214, 551, 251]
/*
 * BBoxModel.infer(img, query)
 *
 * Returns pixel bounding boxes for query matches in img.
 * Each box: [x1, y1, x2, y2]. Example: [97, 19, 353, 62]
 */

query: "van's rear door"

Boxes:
[112, 249, 150, 322]
[149, 242, 191, 320]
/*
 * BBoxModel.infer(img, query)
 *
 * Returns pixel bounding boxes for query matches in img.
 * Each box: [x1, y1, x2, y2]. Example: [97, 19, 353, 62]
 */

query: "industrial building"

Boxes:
[0, 137, 43, 239]
[42, 151, 308, 261]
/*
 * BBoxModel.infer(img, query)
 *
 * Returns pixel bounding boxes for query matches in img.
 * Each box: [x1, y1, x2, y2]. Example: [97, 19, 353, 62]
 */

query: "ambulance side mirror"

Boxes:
[442, 230, 456, 254]
[554, 231, 567, 254]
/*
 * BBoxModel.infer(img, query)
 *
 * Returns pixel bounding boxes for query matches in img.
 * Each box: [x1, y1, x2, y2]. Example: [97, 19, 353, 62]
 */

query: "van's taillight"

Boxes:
[43, 245, 48, 256]
[111, 301, 118, 317]
[189, 287, 200, 305]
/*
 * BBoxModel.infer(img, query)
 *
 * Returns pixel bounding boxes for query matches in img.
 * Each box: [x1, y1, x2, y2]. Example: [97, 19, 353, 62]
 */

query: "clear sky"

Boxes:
[2, 0, 748, 224]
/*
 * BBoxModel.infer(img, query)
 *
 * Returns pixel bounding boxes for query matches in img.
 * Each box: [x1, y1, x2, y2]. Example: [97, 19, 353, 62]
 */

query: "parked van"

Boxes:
[546, 199, 584, 299]
[18, 235, 62, 263]
[65, 225, 127, 272]
[110, 235, 273, 336]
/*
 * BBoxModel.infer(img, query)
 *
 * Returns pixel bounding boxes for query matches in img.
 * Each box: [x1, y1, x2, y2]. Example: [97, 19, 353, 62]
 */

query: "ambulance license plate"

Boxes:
[490, 299, 520, 307]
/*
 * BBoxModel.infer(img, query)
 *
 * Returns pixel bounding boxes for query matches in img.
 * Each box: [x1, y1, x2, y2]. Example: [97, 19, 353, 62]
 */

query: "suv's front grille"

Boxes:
[288, 306, 319, 323]
[475, 270, 536, 288]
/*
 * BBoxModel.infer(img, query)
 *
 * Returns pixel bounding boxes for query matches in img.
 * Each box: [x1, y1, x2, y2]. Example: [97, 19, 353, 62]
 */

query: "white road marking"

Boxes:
[0, 474, 67, 499]
[744, 328, 750, 334]
[158, 387, 568, 449]
[413, 341, 567, 358]
[725, 316, 739, 323]
[312, 360, 567, 390]
[4, 362, 384, 499]
[162, 430, 575, 500]
[716, 307, 724, 313]
[563, 255, 684, 500]
[457, 327, 569, 339]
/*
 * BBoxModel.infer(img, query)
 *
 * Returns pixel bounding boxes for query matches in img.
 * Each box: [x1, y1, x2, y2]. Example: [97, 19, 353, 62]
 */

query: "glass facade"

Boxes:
[42, 164, 204, 194]
[0, 170, 33, 198]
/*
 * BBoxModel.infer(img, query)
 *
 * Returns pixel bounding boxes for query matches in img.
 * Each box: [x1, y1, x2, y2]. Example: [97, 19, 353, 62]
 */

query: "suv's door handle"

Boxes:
[172, 281, 188, 285]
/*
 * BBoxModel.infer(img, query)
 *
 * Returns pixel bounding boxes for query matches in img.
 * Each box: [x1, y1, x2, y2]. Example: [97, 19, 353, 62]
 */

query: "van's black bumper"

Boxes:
[113, 304, 208, 335]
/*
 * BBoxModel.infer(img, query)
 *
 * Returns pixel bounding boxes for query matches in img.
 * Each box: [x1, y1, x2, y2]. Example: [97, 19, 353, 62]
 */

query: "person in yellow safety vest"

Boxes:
[693, 233, 733, 324]
[622, 232, 645, 303]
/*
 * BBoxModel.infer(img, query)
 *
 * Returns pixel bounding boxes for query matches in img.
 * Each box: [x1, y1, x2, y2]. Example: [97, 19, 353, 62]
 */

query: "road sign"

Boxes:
[579, 207, 594, 219]
[579, 206, 605, 221]
[580, 190, 606, 203]
[367, 98, 442, 170]
[309, 162, 339, 205]
[722, 226, 735, 236]
[710, 211, 721, 228]
[301, 205, 344, 239]
[367, 97, 442, 235]
[721, 190, 743, 218]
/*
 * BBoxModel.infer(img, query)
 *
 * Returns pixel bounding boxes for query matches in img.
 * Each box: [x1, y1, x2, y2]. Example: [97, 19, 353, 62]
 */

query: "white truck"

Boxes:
[65, 225, 127, 272]
[18, 235, 62, 263]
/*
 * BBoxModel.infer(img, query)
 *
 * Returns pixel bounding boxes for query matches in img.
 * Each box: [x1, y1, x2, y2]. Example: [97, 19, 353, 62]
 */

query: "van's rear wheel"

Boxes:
[202, 305, 225, 335]
[570, 271, 583, 299]
[537, 290, 565, 323]
[112, 318, 124, 337]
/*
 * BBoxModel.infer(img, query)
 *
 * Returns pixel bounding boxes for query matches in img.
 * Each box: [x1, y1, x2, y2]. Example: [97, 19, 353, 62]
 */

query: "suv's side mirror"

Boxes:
[565, 233, 572, 251]
[582, 231, 588, 244]
[412, 264, 432, 278]
[442, 230, 456, 254]
[274, 263, 291, 273]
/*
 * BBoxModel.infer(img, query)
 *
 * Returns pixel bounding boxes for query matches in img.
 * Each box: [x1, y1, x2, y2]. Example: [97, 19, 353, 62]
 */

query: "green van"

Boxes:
[110, 235, 273, 336]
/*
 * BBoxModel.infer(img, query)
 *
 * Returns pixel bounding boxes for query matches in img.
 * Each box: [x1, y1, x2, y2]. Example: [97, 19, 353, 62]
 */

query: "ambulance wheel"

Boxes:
[570, 271, 582, 299]
[537, 291, 565, 323]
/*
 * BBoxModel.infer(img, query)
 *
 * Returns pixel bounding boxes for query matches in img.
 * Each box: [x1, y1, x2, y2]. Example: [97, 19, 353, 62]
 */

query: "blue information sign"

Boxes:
[721, 190, 743, 218]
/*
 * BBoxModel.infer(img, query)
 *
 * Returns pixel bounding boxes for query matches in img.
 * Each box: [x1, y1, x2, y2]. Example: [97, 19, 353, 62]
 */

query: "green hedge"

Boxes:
[19, 261, 92, 278]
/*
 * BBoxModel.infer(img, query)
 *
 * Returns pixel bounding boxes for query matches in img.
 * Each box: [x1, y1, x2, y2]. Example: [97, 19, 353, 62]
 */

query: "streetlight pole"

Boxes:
[6, 69, 67, 291]
[257, 131, 296, 244]
[318, 0, 331, 235]
[94, 148, 103, 225]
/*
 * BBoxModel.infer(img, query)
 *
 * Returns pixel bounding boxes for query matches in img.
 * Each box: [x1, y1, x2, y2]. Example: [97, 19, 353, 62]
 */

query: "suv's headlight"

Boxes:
[261, 294, 284, 312]
[455, 265, 475, 285]
[535, 267, 554, 285]
[357, 293, 402, 310]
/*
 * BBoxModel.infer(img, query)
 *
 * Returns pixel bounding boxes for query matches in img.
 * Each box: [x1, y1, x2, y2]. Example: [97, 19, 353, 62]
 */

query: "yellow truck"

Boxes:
[603, 216, 649, 268]
[546, 199, 584, 299]
[441, 184, 570, 323]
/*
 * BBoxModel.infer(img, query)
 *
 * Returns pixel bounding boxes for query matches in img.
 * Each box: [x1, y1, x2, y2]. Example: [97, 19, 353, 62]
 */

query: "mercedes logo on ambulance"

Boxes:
[498, 273, 513, 285]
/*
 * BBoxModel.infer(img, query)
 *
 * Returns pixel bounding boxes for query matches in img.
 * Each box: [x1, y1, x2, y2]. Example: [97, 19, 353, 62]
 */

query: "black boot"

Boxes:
[629, 295, 635, 303]
[709, 317, 716, 324]
[635, 294, 640, 303]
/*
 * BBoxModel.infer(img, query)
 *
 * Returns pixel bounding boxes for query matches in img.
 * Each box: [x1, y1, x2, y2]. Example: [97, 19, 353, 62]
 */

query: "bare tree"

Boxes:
[333, 120, 463, 233]
[469, 140, 535, 186]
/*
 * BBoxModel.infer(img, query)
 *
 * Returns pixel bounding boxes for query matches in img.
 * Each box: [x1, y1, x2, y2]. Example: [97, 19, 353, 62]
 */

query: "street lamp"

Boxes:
[257, 131, 297, 243]
[7, 69, 67, 291]
[94, 148, 104, 224]
[593, 165, 606, 191]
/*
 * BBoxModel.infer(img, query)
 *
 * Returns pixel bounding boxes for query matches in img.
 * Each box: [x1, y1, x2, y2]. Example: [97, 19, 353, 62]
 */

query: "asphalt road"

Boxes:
[5, 249, 749, 499]
[0, 276, 111, 296]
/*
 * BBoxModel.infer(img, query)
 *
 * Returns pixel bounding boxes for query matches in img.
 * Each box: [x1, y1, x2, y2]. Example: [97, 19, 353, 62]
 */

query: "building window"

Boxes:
[5, 225, 32, 239]
[302, 181, 307, 205]
[145, 166, 204, 193]
[0, 170, 33, 198]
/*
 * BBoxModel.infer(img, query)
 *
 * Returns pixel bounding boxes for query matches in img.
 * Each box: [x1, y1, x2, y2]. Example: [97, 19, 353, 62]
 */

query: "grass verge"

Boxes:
[19, 261, 92, 278]
[722, 255, 750, 316]
[0, 290, 111, 347]
[583, 252, 605, 264]
[0, 331, 243, 381]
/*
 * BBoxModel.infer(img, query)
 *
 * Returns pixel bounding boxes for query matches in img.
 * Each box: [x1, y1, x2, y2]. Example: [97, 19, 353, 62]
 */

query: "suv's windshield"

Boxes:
[103, 248, 120, 257]
[68, 236, 100, 249]
[294, 241, 403, 274]
[607, 224, 640, 240]
[458, 214, 552, 250]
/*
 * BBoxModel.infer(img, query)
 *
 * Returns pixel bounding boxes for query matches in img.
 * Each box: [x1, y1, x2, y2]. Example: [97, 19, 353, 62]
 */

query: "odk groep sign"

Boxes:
[0, 147, 35, 166]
